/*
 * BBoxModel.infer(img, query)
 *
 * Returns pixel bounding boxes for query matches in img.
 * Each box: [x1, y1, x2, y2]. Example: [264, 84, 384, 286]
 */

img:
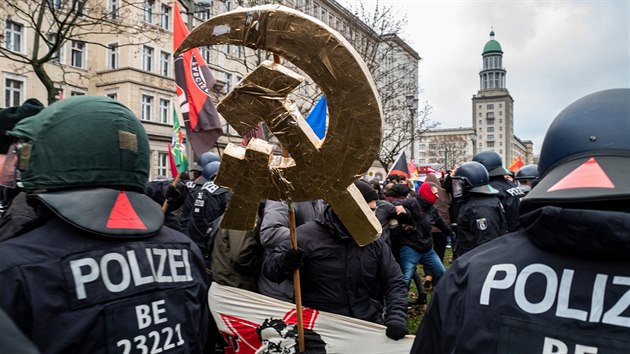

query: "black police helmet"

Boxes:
[473, 150, 511, 177]
[520, 88, 630, 213]
[453, 161, 498, 195]
[514, 164, 539, 181]
[202, 161, 221, 180]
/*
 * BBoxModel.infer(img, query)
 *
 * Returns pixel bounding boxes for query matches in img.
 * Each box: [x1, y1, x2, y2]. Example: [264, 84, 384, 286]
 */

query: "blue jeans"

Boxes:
[399, 246, 445, 284]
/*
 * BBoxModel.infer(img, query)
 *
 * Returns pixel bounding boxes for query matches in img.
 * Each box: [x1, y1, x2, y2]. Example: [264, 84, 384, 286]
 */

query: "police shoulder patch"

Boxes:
[476, 218, 488, 231]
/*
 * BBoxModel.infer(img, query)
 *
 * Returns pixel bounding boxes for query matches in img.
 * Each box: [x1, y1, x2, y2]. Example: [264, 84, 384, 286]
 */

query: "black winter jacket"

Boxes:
[455, 193, 508, 256]
[413, 206, 630, 353]
[392, 197, 453, 253]
[263, 206, 408, 327]
[489, 176, 524, 232]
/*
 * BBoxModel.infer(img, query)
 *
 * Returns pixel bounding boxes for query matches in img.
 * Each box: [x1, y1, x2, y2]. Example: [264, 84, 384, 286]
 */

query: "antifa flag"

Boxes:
[388, 151, 410, 179]
[173, 1, 223, 156]
[209, 283, 414, 353]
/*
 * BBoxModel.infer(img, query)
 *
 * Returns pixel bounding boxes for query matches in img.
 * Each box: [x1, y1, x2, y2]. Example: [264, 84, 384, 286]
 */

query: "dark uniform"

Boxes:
[455, 194, 507, 256]
[181, 179, 231, 264]
[413, 89, 630, 353]
[0, 96, 210, 354]
[489, 176, 524, 232]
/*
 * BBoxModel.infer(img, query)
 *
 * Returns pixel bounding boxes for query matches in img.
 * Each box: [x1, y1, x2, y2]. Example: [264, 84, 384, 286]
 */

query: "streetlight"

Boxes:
[406, 95, 419, 161]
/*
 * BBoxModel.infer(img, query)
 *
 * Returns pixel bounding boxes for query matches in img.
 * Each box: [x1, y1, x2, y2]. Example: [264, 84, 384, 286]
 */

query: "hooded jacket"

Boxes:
[263, 205, 408, 328]
[412, 206, 630, 353]
[392, 196, 453, 253]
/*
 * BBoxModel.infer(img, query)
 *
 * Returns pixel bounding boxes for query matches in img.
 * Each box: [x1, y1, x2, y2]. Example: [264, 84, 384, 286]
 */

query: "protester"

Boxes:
[257, 199, 326, 301]
[263, 179, 408, 340]
[412, 88, 630, 353]
[424, 173, 451, 263]
[514, 164, 539, 195]
[449, 161, 508, 257]
[473, 150, 524, 231]
[392, 182, 454, 287]
[0, 96, 209, 353]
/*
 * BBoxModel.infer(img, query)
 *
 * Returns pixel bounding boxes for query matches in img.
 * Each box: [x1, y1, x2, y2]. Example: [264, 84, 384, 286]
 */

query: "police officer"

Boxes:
[181, 159, 231, 269]
[514, 164, 539, 195]
[473, 150, 524, 232]
[412, 88, 630, 353]
[0, 96, 209, 353]
[450, 161, 508, 257]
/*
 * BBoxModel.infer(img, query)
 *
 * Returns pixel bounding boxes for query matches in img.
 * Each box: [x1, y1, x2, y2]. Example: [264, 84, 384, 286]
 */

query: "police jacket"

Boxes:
[0, 216, 209, 354]
[489, 176, 524, 232]
[180, 180, 231, 261]
[392, 196, 453, 253]
[257, 200, 326, 301]
[263, 206, 408, 328]
[455, 193, 508, 257]
[412, 206, 630, 353]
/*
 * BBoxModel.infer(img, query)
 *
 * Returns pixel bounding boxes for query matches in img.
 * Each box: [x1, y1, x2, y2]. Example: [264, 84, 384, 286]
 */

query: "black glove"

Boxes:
[281, 248, 304, 274]
[385, 321, 407, 341]
[165, 180, 187, 210]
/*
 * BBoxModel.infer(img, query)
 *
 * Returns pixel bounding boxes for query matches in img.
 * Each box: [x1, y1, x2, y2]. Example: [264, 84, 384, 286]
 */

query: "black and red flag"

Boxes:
[173, 1, 223, 156]
[387, 151, 410, 179]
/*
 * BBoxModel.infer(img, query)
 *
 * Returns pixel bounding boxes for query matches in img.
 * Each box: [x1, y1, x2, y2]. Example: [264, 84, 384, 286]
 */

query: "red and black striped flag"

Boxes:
[173, 1, 223, 156]
[387, 151, 410, 179]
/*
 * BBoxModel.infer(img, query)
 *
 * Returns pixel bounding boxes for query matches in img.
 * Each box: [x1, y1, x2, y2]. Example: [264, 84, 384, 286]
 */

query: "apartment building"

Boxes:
[1, 0, 419, 178]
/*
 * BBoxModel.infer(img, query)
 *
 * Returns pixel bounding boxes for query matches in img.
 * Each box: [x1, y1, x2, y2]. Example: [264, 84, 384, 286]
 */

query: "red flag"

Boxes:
[173, 1, 223, 156]
[167, 144, 180, 179]
[387, 152, 410, 179]
[508, 155, 524, 172]
[407, 160, 419, 177]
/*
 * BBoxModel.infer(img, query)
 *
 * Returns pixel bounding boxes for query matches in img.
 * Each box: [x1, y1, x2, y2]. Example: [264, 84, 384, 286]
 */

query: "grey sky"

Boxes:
[347, 0, 630, 155]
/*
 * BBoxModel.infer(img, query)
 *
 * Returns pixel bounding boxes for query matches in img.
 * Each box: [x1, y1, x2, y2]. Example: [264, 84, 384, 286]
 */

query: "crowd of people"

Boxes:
[0, 88, 627, 354]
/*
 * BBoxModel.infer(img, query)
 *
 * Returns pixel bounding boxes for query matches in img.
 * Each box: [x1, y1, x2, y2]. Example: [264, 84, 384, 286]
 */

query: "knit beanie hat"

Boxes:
[419, 182, 438, 204]
[354, 179, 379, 203]
[0, 98, 45, 153]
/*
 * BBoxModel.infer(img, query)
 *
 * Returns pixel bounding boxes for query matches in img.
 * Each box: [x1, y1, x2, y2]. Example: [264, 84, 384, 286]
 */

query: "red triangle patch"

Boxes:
[106, 191, 147, 230]
[547, 157, 615, 192]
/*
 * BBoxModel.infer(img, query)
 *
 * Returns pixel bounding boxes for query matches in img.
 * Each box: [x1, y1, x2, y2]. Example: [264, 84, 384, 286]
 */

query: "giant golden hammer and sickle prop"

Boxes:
[176, 5, 383, 245]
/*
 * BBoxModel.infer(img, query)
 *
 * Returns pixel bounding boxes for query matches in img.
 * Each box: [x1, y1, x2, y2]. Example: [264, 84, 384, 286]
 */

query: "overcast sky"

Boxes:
[345, 0, 629, 155]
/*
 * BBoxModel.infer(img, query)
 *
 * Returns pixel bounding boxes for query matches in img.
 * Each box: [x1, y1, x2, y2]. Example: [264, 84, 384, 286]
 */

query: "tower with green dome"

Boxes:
[472, 29, 517, 168]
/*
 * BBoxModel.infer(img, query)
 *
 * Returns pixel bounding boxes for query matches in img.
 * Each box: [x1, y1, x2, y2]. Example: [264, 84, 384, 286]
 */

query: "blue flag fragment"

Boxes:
[305, 96, 327, 139]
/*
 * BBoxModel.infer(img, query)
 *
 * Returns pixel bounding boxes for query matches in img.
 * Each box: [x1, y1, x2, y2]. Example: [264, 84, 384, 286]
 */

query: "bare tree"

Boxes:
[346, 0, 437, 171]
[424, 134, 470, 170]
[0, 0, 162, 104]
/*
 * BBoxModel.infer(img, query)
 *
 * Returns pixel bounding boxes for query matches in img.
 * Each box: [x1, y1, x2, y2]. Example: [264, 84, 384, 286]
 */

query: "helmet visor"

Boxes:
[451, 178, 465, 198]
[0, 142, 20, 188]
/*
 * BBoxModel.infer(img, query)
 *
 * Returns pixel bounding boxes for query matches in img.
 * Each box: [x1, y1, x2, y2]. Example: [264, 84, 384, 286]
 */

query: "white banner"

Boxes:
[209, 283, 414, 354]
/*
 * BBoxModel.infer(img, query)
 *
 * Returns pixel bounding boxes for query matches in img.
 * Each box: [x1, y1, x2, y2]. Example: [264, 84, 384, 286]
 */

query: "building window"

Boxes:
[478, 127, 482, 132]
[47, 33, 64, 63]
[487, 127, 494, 132]
[499, 134, 503, 138]
[487, 104, 494, 109]
[499, 103, 503, 108]
[71, 41, 86, 68]
[109, 0, 120, 20]
[160, 5, 171, 30]
[487, 112, 494, 118]
[157, 152, 168, 177]
[499, 149, 503, 154]
[313, 3, 319, 18]
[487, 134, 494, 141]
[478, 112, 481, 117]
[500, 126, 503, 131]
[225, 73, 232, 93]
[500, 118, 503, 124]
[48, 0, 62, 9]
[160, 51, 170, 76]
[487, 141, 495, 148]
[70, 91, 85, 96]
[144, 0, 154, 24]
[499, 141, 503, 146]
[478, 119, 482, 124]
[141, 94, 153, 121]
[419, 159, 425, 164]
[107, 43, 118, 69]
[487, 119, 495, 125]
[419, 143, 426, 150]
[201, 47, 211, 63]
[4, 78, 24, 107]
[159, 98, 170, 124]
[143, 46, 154, 72]
[106, 93, 118, 100]
[499, 111, 503, 116]
[4, 21, 24, 53]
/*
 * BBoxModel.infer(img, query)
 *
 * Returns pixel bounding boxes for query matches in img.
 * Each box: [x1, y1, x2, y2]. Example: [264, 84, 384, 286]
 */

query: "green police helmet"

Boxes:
[8, 96, 150, 193]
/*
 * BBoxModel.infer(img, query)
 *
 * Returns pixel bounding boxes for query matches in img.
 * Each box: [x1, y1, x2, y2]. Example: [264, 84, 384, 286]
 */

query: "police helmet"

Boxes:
[203, 161, 221, 180]
[473, 150, 511, 177]
[514, 164, 539, 181]
[197, 151, 220, 167]
[452, 161, 498, 196]
[7, 96, 162, 237]
[520, 89, 630, 213]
